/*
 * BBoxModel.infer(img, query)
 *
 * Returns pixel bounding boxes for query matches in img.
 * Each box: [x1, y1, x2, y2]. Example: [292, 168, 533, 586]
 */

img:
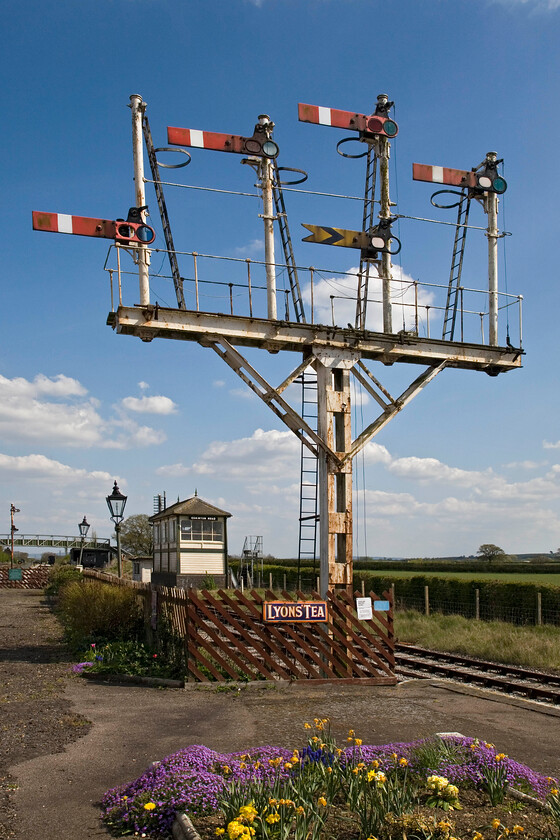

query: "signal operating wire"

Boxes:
[144, 176, 507, 232]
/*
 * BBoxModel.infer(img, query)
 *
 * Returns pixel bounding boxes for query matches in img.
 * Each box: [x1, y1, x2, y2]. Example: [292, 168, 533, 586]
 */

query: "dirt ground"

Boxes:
[1, 588, 560, 840]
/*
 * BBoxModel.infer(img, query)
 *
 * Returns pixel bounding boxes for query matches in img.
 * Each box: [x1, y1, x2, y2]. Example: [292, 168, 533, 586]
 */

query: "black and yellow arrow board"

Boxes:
[302, 224, 369, 250]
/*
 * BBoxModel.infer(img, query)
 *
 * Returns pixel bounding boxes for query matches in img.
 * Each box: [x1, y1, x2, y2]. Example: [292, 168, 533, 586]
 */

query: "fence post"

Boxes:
[283, 573, 287, 591]
[391, 583, 395, 610]
[316, 576, 320, 592]
[361, 579, 365, 597]
[269, 572, 272, 590]
[424, 585, 430, 617]
[537, 591, 542, 626]
[475, 588, 480, 621]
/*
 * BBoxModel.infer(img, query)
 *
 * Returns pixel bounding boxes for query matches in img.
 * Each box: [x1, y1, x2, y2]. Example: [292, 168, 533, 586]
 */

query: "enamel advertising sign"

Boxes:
[262, 600, 328, 623]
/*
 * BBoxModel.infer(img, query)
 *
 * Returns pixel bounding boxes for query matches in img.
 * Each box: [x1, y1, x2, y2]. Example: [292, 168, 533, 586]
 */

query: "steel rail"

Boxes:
[396, 643, 560, 704]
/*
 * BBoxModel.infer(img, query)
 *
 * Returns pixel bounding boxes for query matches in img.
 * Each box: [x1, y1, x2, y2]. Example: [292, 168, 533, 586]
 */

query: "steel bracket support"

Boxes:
[342, 361, 447, 465]
[205, 336, 342, 466]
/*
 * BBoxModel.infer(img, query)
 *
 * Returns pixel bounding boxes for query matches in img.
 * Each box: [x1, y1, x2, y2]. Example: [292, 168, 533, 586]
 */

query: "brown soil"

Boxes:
[194, 788, 559, 840]
[0, 590, 91, 839]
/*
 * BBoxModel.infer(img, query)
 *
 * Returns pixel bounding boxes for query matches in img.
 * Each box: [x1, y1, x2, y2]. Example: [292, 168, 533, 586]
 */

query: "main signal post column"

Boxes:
[130, 94, 151, 306]
[315, 353, 355, 597]
[486, 152, 499, 346]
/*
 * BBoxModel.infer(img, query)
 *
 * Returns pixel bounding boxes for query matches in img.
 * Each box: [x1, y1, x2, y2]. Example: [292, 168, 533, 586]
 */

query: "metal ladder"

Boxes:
[355, 146, 378, 329]
[297, 370, 319, 577]
[272, 162, 306, 324]
[142, 114, 186, 310]
[442, 190, 471, 340]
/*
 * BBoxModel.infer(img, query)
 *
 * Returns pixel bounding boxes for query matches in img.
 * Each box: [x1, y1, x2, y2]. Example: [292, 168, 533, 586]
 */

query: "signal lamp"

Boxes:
[116, 222, 156, 244]
[476, 170, 507, 194]
[365, 115, 398, 138]
[244, 136, 279, 158]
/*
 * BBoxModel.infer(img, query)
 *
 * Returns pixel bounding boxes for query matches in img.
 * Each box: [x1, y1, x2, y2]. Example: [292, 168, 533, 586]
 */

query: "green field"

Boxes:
[365, 570, 560, 586]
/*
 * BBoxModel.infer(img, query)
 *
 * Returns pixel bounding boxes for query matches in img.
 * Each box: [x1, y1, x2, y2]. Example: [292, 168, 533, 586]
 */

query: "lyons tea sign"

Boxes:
[262, 600, 328, 623]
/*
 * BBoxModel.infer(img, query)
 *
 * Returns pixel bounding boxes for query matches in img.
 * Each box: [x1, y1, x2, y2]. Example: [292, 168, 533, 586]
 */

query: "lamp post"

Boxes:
[78, 516, 90, 567]
[106, 481, 127, 578]
[10, 504, 20, 569]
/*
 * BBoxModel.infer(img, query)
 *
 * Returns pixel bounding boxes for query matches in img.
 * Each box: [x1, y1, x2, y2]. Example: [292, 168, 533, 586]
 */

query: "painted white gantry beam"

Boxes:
[108, 306, 523, 375]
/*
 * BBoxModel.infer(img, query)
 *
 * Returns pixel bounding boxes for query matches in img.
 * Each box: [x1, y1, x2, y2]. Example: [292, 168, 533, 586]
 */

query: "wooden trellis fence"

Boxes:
[82, 571, 396, 685]
[0, 566, 50, 589]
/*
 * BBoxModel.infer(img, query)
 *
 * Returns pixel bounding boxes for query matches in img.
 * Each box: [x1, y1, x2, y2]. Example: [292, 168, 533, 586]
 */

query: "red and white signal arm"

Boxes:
[298, 103, 398, 138]
[167, 126, 279, 158]
[32, 211, 155, 244]
[412, 163, 478, 189]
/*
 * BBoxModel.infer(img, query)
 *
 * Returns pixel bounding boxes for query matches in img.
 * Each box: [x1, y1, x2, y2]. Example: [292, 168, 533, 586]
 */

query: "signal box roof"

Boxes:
[149, 495, 231, 522]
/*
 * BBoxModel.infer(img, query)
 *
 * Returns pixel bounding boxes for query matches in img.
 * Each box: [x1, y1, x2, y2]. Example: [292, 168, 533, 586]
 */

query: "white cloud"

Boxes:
[0, 373, 166, 449]
[0, 452, 112, 485]
[491, 0, 560, 8]
[233, 238, 264, 257]
[0, 373, 87, 399]
[157, 428, 299, 480]
[302, 264, 434, 333]
[121, 395, 178, 415]
[388, 455, 491, 487]
[138, 381, 149, 391]
[543, 440, 560, 449]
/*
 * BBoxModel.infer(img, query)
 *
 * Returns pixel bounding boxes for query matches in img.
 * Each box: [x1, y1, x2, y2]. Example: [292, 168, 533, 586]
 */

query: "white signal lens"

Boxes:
[478, 175, 492, 189]
[371, 236, 385, 249]
[262, 140, 279, 158]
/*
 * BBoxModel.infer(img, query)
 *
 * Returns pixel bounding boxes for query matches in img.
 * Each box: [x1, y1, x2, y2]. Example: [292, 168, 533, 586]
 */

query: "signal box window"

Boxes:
[180, 518, 223, 542]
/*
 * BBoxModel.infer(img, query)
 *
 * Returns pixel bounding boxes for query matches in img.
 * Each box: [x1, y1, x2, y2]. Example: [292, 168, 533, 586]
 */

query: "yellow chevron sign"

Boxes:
[302, 223, 364, 249]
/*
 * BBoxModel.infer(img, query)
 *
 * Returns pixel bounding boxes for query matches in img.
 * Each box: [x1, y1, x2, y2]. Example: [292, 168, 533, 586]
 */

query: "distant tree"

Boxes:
[477, 543, 508, 564]
[118, 514, 153, 557]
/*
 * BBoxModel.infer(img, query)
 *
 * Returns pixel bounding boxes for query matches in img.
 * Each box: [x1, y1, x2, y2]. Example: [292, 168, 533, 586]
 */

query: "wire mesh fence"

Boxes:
[394, 592, 560, 627]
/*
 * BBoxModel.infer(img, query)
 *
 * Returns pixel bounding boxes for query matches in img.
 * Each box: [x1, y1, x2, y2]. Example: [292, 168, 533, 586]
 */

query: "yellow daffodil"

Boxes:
[348, 729, 355, 737]
[495, 753, 507, 762]
[222, 765, 231, 775]
[492, 818, 501, 830]
[399, 757, 408, 767]
[550, 788, 559, 796]
[215, 829, 225, 836]
[265, 813, 280, 824]
[304, 722, 312, 729]
[318, 796, 327, 807]
[354, 738, 363, 746]
[512, 827, 524, 834]
[295, 806, 305, 816]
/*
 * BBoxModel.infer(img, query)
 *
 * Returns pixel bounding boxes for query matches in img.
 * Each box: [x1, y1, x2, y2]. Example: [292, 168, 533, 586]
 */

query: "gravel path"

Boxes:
[0, 590, 91, 839]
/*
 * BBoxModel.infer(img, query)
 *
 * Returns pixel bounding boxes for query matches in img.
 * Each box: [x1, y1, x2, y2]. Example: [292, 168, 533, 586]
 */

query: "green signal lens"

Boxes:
[383, 119, 398, 137]
[492, 176, 507, 194]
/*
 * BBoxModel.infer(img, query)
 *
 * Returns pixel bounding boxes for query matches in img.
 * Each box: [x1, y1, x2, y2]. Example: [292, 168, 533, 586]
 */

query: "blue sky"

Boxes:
[2, 0, 560, 559]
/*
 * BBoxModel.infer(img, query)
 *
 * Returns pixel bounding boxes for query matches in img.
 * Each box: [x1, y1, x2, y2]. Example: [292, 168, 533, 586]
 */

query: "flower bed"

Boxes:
[101, 723, 560, 840]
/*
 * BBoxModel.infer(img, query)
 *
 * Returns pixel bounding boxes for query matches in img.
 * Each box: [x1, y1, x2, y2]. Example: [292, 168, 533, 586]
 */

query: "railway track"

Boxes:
[395, 643, 560, 705]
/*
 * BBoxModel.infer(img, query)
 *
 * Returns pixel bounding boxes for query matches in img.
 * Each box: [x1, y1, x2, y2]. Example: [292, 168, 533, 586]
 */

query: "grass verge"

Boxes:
[394, 611, 560, 673]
